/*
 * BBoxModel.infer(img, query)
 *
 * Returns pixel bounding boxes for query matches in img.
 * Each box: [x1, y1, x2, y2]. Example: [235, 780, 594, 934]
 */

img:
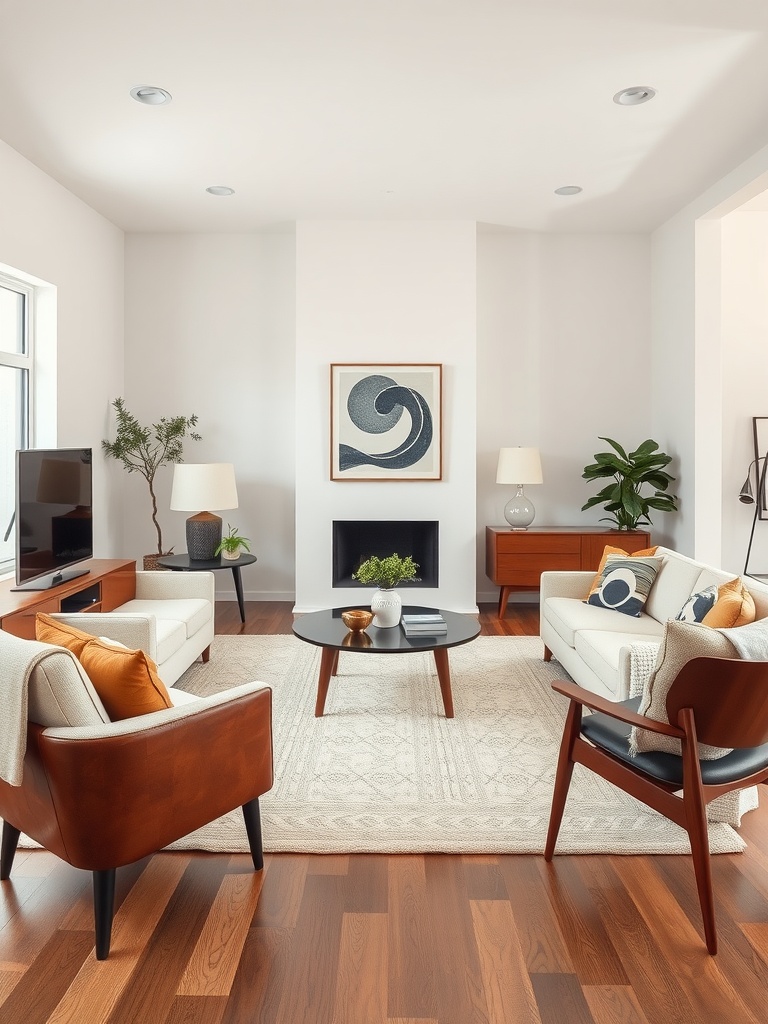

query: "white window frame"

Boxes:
[0, 272, 35, 577]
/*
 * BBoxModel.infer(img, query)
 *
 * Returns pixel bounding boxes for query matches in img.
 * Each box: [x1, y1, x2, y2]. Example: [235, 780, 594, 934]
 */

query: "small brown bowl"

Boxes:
[341, 609, 374, 632]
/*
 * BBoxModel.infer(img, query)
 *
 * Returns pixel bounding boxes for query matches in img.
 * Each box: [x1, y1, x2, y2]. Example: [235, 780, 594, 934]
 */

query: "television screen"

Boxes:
[14, 447, 93, 590]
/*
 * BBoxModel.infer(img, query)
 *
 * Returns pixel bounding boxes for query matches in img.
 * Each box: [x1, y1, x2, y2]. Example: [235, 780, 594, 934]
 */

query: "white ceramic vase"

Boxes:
[370, 588, 402, 628]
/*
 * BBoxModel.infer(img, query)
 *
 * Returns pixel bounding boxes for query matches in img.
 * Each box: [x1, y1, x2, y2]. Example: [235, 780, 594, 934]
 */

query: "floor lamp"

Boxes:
[740, 454, 768, 576]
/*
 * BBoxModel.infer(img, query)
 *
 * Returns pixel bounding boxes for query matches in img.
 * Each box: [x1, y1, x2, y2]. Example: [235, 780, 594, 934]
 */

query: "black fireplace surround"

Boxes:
[332, 520, 439, 588]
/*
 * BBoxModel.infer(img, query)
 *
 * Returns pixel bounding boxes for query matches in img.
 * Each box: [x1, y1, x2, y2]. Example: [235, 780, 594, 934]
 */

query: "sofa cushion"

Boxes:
[36, 614, 173, 721]
[115, 598, 210, 638]
[586, 555, 663, 617]
[701, 578, 756, 629]
[544, 597, 664, 648]
[644, 549, 704, 623]
[630, 619, 738, 759]
[574, 629, 665, 697]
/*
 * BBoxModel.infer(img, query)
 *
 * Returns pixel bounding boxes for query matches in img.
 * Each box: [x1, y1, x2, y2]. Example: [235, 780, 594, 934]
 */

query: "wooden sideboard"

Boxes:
[485, 526, 652, 618]
[0, 559, 137, 639]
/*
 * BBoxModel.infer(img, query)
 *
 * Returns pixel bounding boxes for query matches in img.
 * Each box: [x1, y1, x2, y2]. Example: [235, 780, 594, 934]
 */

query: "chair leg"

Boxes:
[544, 700, 582, 860]
[1, 820, 21, 880]
[242, 798, 264, 871]
[680, 712, 717, 954]
[93, 869, 117, 961]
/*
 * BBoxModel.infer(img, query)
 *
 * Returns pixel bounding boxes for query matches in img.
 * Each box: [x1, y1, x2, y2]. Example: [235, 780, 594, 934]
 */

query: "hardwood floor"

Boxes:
[3, 601, 768, 1023]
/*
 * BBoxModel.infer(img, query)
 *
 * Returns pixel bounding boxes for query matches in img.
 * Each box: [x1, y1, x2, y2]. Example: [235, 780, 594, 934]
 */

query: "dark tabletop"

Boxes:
[292, 605, 480, 653]
[157, 553, 258, 571]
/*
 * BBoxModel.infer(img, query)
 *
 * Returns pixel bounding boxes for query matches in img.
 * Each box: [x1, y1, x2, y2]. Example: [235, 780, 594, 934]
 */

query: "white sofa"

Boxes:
[540, 545, 768, 701]
[50, 570, 215, 686]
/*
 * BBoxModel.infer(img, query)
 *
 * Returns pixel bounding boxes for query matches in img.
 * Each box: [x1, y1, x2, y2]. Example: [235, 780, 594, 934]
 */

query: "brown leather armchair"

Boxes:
[0, 671, 273, 960]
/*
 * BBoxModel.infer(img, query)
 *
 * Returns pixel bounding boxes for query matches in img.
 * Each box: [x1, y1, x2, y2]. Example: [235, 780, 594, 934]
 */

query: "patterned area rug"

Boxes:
[168, 634, 746, 855]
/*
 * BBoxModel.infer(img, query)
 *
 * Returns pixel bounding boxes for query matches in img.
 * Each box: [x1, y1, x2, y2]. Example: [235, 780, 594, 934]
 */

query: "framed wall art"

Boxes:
[330, 363, 442, 481]
[753, 416, 768, 520]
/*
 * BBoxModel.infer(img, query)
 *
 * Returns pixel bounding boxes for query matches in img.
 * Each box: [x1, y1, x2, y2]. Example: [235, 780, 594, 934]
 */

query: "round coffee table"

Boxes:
[292, 605, 480, 718]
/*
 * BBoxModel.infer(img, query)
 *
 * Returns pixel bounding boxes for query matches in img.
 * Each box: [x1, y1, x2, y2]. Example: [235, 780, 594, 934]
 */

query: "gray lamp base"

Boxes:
[186, 512, 223, 561]
[503, 486, 536, 531]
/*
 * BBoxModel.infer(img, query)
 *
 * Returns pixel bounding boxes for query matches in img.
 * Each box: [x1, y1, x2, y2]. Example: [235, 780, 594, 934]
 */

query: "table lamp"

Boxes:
[170, 463, 238, 560]
[496, 447, 543, 530]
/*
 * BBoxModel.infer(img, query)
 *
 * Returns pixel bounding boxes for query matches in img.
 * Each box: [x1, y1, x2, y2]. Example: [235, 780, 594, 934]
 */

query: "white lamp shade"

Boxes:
[170, 463, 239, 512]
[496, 447, 543, 485]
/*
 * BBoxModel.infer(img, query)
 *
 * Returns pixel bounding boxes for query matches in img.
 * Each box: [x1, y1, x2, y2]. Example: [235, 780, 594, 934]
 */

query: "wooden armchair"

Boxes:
[545, 657, 768, 954]
[0, 629, 273, 960]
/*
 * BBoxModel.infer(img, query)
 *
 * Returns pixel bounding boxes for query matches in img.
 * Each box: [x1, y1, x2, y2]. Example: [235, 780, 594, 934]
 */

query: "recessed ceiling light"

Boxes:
[613, 86, 656, 106]
[130, 85, 172, 106]
[554, 185, 583, 196]
[206, 186, 235, 196]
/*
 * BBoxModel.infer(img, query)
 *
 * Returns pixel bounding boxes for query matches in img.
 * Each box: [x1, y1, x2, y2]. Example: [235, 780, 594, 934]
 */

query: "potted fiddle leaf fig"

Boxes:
[581, 437, 678, 531]
[102, 397, 201, 565]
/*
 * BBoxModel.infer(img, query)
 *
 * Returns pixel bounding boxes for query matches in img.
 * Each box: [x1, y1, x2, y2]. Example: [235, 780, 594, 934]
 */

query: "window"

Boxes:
[0, 274, 34, 576]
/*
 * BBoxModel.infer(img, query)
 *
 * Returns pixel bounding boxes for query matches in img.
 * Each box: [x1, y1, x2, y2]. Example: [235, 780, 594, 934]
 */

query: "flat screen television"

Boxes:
[13, 447, 93, 591]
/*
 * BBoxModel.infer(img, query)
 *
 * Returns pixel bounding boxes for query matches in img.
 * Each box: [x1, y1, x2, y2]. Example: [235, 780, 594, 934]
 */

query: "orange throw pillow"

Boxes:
[701, 578, 756, 629]
[588, 544, 659, 597]
[35, 613, 172, 721]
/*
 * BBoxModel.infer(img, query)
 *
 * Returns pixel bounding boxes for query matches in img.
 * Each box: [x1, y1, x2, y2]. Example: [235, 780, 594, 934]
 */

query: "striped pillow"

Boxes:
[586, 554, 663, 618]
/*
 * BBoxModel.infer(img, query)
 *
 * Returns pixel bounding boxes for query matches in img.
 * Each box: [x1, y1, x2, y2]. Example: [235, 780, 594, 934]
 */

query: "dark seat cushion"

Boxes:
[581, 698, 768, 786]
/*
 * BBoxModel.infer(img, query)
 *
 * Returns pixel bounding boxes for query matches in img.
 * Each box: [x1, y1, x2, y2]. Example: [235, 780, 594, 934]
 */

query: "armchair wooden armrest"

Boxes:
[551, 679, 683, 738]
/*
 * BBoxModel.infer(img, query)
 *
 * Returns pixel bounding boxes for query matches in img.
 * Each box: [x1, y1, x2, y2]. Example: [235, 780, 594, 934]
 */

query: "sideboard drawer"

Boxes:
[494, 534, 581, 556]
[497, 552, 581, 575]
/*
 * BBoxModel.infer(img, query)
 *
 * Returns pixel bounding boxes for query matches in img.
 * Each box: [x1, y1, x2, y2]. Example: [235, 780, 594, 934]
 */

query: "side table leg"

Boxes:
[497, 586, 511, 619]
[432, 648, 455, 719]
[315, 646, 337, 717]
[231, 566, 246, 624]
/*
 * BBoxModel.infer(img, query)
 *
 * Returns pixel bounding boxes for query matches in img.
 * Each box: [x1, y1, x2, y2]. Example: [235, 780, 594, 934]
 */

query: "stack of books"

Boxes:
[401, 612, 448, 636]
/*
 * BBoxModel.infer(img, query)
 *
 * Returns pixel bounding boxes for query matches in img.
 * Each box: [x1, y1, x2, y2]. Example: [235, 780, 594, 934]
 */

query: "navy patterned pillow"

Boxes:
[586, 555, 663, 617]
[675, 585, 718, 624]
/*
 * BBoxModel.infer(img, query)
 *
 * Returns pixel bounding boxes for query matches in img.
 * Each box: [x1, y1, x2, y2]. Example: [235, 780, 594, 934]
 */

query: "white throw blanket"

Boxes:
[718, 617, 768, 659]
[0, 632, 59, 787]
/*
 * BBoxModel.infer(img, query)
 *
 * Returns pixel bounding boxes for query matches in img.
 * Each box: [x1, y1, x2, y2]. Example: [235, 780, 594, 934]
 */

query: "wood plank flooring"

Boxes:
[3, 601, 768, 1023]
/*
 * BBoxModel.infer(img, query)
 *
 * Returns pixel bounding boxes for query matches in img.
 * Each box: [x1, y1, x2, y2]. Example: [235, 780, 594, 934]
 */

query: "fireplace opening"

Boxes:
[332, 520, 439, 588]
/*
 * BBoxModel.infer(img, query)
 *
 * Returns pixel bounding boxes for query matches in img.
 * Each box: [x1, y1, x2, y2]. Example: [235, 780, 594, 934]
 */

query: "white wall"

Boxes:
[123, 232, 296, 600]
[720, 211, 768, 575]
[295, 221, 477, 613]
[0, 139, 124, 561]
[476, 229, 652, 601]
[651, 141, 768, 564]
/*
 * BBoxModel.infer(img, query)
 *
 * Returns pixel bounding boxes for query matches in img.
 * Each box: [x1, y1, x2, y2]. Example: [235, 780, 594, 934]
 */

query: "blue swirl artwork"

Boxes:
[339, 373, 434, 473]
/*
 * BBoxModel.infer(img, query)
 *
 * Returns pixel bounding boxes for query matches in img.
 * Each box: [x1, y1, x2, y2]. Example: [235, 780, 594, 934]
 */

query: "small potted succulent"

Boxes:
[352, 553, 420, 628]
[214, 523, 251, 561]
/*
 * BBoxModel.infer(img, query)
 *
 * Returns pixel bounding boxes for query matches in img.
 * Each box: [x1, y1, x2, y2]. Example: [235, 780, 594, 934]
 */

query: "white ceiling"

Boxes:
[2, 0, 768, 233]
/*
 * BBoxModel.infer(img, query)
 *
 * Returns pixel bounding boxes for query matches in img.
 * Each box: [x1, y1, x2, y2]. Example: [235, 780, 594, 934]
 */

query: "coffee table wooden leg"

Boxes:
[432, 648, 454, 718]
[315, 647, 337, 717]
[331, 650, 339, 675]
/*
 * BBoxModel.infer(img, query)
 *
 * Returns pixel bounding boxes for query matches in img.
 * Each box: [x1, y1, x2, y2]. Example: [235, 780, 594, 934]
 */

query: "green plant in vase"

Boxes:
[215, 524, 251, 561]
[352, 553, 420, 628]
[581, 437, 678, 531]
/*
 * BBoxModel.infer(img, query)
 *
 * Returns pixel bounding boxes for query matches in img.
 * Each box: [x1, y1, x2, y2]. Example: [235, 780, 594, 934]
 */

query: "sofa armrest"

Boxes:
[49, 612, 158, 658]
[540, 570, 594, 603]
[134, 571, 215, 603]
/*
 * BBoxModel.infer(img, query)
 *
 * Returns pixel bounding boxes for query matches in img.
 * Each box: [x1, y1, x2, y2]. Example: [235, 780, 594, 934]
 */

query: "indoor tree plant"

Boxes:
[352, 553, 420, 628]
[215, 523, 251, 561]
[581, 437, 678, 530]
[102, 397, 201, 566]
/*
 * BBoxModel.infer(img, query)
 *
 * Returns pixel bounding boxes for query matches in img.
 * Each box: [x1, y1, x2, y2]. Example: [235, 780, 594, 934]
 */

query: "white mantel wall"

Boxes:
[294, 221, 477, 613]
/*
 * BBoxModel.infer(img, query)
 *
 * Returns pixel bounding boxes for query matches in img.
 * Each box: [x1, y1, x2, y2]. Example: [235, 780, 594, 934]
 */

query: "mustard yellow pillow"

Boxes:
[588, 545, 659, 597]
[35, 613, 172, 721]
[701, 578, 756, 629]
